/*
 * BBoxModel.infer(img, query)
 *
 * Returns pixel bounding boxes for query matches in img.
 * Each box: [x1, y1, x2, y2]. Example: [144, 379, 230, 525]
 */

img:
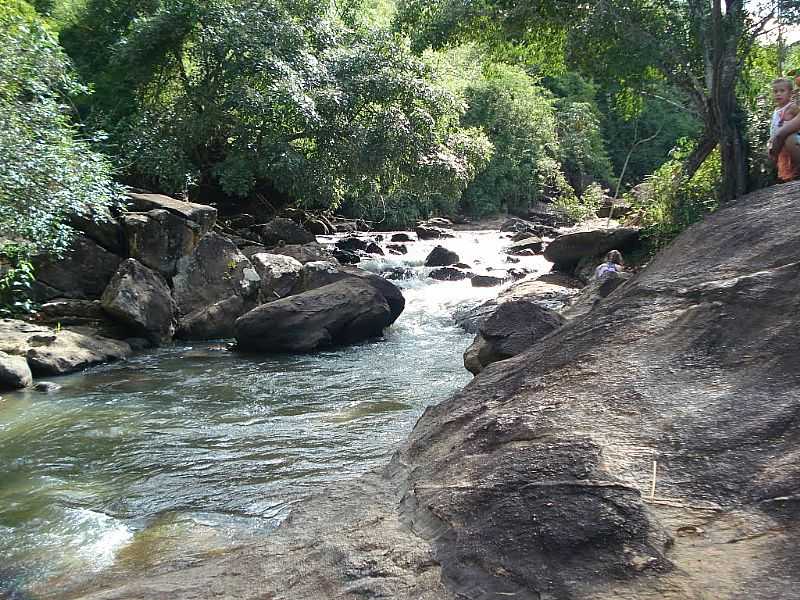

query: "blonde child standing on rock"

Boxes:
[768, 77, 800, 182]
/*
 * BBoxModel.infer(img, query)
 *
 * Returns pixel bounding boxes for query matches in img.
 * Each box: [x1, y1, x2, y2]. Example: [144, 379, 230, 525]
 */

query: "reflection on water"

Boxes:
[0, 229, 550, 596]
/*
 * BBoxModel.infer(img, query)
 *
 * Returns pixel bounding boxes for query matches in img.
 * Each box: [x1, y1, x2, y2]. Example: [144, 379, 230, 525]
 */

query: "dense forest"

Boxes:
[1, 0, 799, 266]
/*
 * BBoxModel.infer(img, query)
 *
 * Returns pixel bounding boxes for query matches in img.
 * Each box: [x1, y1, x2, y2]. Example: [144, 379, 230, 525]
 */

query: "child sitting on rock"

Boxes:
[594, 250, 624, 280]
[768, 77, 800, 182]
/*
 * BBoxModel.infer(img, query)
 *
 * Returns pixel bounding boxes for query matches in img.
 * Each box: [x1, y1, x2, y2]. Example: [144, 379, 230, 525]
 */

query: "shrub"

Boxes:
[0, 1, 123, 255]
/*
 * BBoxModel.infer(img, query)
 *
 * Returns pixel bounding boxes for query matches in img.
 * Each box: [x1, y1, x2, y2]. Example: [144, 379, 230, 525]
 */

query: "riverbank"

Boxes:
[53, 182, 800, 599]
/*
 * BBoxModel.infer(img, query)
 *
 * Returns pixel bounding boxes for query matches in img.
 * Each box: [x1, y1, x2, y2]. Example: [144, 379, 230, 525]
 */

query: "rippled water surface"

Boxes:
[0, 230, 550, 597]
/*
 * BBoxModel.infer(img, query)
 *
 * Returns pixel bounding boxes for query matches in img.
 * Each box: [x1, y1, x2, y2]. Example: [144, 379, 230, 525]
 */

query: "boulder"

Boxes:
[253, 218, 315, 247]
[101, 259, 176, 344]
[69, 207, 125, 255]
[0, 350, 33, 390]
[235, 279, 392, 352]
[126, 192, 217, 234]
[424, 246, 459, 267]
[429, 267, 467, 281]
[415, 225, 454, 240]
[33, 235, 121, 301]
[268, 242, 332, 264]
[293, 262, 405, 324]
[249, 253, 304, 303]
[331, 248, 360, 264]
[506, 236, 544, 255]
[382, 267, 415, 281]
[390, 233, 414, 243]
[463, 300, 565, 374]
[172, 233, 261, 339]
[336, 237, 369, 252]
[454, 277, 581, 333]
[365, 242, 384, 256]
[471, 275, 505, 287]
[544, 227, 640, 270]
[0, 318, 131, 376]
[386, 244, 407, 255]
[123, 209, 203, 277]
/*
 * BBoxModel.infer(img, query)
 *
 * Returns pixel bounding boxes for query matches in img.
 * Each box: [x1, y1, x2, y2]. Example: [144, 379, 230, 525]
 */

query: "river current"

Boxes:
[0, 229, 550, 598]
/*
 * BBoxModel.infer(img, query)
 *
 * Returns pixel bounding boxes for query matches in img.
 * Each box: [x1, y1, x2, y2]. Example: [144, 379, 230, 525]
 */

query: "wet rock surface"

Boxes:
[68, 184, 800, 600]
[0, 319, 131, 377]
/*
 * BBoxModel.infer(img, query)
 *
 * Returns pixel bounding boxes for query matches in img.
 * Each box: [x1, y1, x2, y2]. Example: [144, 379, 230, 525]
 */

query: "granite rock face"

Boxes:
[50, 184, 800, 600]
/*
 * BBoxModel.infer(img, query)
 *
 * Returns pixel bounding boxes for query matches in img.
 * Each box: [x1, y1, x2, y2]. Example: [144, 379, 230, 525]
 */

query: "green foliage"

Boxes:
[0, 2, 123, 255]
[459, 63, 572, 216]
[61, 0, 490, 222]
[553, 181, 604, 223]
[627, 140, 721, 252]
[0, 244, 37, 317]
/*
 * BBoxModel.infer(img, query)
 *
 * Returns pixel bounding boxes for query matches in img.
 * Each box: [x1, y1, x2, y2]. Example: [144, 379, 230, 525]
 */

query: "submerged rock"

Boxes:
[234, 279, 392, 352]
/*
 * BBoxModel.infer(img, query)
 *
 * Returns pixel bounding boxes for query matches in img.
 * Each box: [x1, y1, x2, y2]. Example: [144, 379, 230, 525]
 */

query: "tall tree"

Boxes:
[396, 0, 800, 200]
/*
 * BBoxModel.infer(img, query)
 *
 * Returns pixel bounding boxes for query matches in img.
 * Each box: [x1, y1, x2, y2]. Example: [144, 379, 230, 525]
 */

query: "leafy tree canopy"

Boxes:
[0, 1, 122, 255]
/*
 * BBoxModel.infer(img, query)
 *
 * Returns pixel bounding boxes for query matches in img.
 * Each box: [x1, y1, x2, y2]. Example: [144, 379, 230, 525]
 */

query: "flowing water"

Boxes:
[0, 230, 550, 598]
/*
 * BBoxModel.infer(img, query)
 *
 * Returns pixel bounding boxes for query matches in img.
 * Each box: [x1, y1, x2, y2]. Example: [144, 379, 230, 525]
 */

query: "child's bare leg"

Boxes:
[784, 135, 800, 180]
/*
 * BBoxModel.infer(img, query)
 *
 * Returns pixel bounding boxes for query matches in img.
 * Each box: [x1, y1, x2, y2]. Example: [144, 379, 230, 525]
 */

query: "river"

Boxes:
[0, 229, 550, 598]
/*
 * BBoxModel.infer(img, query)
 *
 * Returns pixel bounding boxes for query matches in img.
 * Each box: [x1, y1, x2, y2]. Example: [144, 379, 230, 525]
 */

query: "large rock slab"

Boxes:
[172, 233, 261, 339]
[463, 299, 565, 374]
[544, 227, 640, 270]
[32, 235, 121, 301]
[126, 192, 217, 235]
[123, 209, 203, 277]
[101, 259, 176, 344]
[0, 350, 32, 390]
[235, 279, 392, 352]
[0, 318, 131, 376]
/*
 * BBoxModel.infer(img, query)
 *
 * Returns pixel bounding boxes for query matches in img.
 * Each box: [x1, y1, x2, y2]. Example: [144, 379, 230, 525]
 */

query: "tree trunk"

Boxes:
[681, 129, 717, 183]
